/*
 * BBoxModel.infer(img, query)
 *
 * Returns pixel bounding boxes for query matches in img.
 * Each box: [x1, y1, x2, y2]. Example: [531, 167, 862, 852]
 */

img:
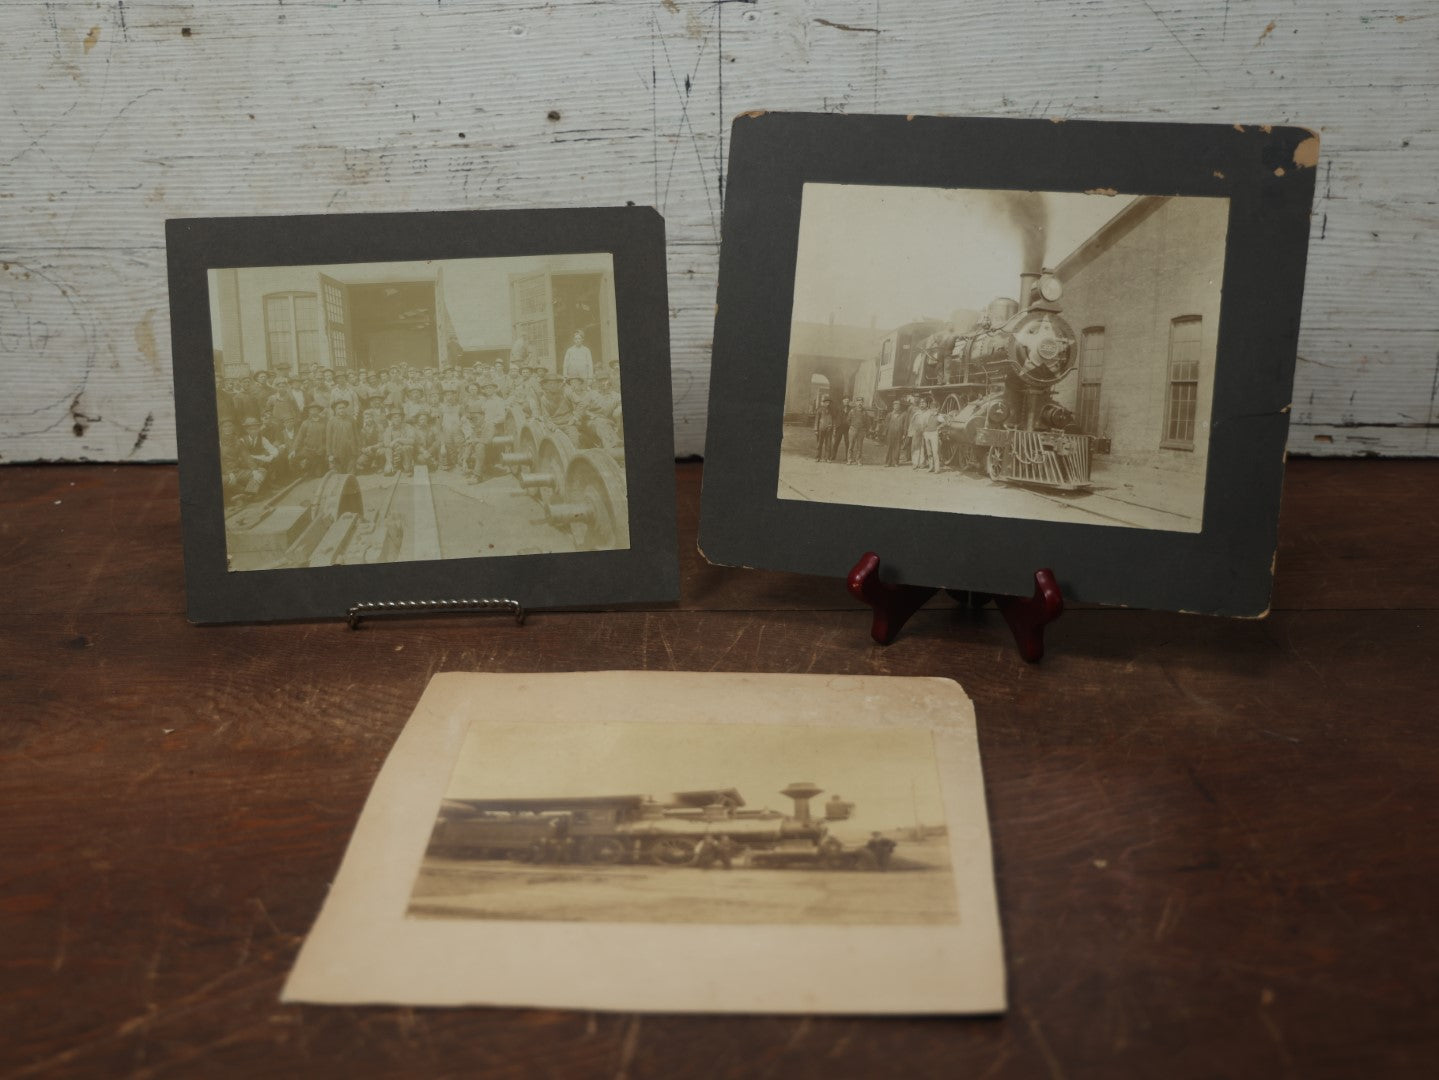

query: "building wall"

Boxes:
[1056, 196, 1228, 477]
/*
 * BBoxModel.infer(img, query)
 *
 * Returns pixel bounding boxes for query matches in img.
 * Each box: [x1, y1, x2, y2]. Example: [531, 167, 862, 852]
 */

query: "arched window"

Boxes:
[1162, 316, 1202, 449]
[264, 292, 321, 374]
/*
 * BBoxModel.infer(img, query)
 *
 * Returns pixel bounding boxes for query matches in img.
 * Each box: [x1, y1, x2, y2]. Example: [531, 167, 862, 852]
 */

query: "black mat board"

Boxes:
[168, 207, 678, 624]
[699, 112, 1317, 616]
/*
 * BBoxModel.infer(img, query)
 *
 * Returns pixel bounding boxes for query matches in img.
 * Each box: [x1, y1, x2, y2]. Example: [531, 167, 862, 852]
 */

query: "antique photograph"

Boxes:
[208, 253, 629, 571]
[281, 672, 1005, 1013]
[407, 718, 959, 926]
[777, 183, 1228, 534]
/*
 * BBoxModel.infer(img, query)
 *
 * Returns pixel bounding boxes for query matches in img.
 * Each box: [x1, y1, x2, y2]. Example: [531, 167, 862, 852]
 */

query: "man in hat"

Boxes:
[910, 395, 934, 471]
[356, 400, 387, 474]
[239, 414, 280, 479]
[218, 418, 265, 503]
[379, 406, 412, 476]
[536, 371, 580, 441]
[438, 388, 466, 471]
[267, 375, 304, 429]
[410, 410, 437, 472]
[587, 372, 623, 447]
[813, 393, 834, 462]
[884, 398, 907, 466]
[831, 396, 851, 462]
[466, 380, 509, 479]
[291, 401, 330, 479]
[847, 397, 869, 464]
[330, 369, 361, 419]
[326, 398, 360, 475]
[922, 400, 945, 473]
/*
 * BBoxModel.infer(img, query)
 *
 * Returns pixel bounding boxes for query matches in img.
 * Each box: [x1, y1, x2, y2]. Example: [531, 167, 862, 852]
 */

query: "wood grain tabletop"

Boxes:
[1, 460, 1435, 1079]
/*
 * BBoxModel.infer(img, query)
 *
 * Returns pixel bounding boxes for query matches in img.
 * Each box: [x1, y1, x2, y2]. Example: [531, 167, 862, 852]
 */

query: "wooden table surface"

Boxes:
[2, 460, 1436, 1079]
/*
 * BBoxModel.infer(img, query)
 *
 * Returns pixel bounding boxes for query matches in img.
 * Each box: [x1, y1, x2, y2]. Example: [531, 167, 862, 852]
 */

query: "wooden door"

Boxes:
[319, 273, 353, 370]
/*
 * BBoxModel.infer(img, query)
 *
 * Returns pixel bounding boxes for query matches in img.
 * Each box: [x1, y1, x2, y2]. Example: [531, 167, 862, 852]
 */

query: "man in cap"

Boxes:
[466, 380, 509, 480]
[291, 401, 330, 479]
[813, 393, 834, 462]
[438, 388, 466, 471]
[356, 400, 387, 474]
[847, 397, 869, 464]
[831, 396, 851, 462]
[326, 398, 360, 475]
[239, 415, 280, 477]
[379, 406, 412, 476]
[884, 398, 907, 466]
[218, 418, 265, 503]
[411, 410, 438, 472]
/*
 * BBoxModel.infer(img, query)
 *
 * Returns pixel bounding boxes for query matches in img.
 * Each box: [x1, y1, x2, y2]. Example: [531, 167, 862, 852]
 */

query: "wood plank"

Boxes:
[2, 1, 1437, 462]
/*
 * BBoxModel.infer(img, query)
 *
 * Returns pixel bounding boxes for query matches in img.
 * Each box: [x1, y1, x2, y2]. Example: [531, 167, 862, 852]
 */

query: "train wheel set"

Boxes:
[496, 410, 629, 551]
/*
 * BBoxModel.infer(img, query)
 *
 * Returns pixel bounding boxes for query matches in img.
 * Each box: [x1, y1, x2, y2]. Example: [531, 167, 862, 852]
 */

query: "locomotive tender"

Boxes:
[425, 780, 888, 870]
[852, 270, 1104, 491]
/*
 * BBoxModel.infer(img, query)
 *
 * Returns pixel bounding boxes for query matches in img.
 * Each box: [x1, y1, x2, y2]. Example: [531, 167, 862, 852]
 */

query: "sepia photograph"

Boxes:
[777, 183, 1228, 534]
[281, 671, 1005, 1013]
[208, 252, 629, 572]
[407, 718, 959, 926]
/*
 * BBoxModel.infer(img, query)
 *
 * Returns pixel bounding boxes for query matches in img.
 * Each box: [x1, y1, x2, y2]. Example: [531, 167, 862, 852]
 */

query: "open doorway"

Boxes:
[551, 274, 605, 369]
[347, 281, 438, 371]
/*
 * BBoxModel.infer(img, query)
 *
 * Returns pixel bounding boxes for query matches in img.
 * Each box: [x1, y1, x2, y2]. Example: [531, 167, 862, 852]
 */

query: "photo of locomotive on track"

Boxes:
[422, 780, 897, 871]
[853, 269, 1111, 493]
[778, 185, 1224, 533]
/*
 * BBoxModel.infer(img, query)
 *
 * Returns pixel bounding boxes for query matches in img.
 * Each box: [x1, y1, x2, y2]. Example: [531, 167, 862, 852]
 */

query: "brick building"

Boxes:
[1051, 195, 1229, 483]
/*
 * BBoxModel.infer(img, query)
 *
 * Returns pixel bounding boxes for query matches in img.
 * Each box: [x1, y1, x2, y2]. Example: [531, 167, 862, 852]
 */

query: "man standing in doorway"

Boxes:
[561, 330, 594, 381]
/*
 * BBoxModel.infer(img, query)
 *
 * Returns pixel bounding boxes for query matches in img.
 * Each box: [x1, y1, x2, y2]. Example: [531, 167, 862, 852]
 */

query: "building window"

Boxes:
[1162, 316, 1202, 449]
[264, 292, 321, 374]
[1077, 327, 1105, 435]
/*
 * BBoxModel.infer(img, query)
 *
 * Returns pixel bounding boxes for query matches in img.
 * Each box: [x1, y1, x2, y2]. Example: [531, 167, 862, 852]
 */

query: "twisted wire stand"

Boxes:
[346, 598, 525, 630]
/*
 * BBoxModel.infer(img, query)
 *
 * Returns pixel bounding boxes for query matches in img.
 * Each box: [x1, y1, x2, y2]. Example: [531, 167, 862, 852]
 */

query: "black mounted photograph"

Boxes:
[166, 207, 678, 623]
[701, 113, 1317, 616]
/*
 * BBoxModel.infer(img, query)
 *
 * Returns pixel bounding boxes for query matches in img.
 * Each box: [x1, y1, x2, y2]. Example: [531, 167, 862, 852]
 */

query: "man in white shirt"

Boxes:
[561, 330, 594, 381]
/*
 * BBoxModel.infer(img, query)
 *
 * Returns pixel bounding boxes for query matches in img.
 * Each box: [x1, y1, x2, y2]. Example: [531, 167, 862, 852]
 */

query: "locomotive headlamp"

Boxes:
[1038, 274, 1063, 302]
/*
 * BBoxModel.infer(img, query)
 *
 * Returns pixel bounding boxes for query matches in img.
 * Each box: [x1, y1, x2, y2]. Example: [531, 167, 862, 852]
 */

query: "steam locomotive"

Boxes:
[424, 780, 891, 870]
[852, 270, 1104, 491]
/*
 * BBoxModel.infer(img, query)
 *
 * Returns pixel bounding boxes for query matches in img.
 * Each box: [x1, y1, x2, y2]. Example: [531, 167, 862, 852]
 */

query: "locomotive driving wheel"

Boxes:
[649, 837, 697, 865]
[588, 838, 626, 864]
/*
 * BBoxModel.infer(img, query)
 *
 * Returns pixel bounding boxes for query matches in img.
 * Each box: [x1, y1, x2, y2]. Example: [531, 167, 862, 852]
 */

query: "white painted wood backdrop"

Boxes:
[2, 0, 1435, 462]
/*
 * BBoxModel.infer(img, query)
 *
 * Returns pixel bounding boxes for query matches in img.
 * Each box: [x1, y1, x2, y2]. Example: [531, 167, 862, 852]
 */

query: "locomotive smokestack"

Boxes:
[780, 781, 824, 823]
[1018, 271, 1040, 310]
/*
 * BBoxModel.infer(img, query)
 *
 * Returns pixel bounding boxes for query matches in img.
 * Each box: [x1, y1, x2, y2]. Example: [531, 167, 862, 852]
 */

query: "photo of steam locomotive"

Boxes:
[852, 269, 1110, 492]
[778, 185, 1225, 533]
[423, 780, 896, 871]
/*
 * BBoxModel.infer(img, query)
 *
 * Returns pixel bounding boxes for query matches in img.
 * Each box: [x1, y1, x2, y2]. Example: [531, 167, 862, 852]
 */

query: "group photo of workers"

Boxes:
[214, 350, 624, 506]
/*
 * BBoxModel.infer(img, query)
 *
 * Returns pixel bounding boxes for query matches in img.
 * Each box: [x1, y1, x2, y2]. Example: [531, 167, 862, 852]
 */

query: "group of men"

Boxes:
[215, 357, 623, 504]
[882, 394, 947, 472]
[811, 394, 874, 465]
[811, 392, 949, 472]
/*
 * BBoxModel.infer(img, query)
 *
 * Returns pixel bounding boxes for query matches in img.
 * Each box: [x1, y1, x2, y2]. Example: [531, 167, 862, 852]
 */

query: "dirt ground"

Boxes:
[776, 425, 1203, 532]
[354, 466, 580, 561]
[406, 837, 960, 926]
